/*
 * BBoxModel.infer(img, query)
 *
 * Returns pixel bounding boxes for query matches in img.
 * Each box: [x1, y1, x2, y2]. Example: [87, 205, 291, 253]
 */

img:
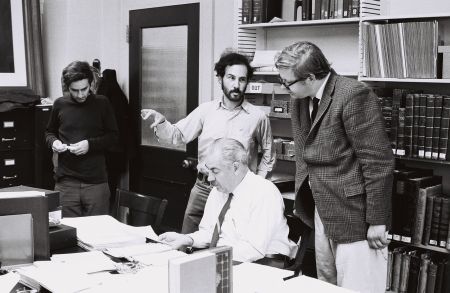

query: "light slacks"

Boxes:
[314, 208, 388, 293]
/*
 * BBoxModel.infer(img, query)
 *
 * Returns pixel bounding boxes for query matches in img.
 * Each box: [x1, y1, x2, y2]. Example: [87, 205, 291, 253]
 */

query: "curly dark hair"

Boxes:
[214, 52, 253, 80]
[62, 61, 94, 89]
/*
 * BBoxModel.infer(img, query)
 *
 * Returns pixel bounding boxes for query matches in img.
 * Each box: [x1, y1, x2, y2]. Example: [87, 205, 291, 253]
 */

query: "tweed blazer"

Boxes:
[291, 69, 395, 243]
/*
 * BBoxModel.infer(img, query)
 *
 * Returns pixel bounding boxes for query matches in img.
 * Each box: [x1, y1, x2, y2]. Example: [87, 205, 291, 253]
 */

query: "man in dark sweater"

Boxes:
[45, 61, 119, 217]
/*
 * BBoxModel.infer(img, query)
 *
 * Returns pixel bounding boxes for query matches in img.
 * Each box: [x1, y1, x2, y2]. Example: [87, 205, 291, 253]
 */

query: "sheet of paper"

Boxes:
[233, 262, 291, 293]
[131, 250, 186, 266]
[104, 243, 173, 258]
[250, 50, 281, 67]
[0, 272, 20, 292]
[51, 251, 117, 274]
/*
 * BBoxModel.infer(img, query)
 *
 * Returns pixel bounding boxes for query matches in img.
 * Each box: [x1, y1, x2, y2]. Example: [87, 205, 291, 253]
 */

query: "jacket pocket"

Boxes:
[343, 183, 365, 197]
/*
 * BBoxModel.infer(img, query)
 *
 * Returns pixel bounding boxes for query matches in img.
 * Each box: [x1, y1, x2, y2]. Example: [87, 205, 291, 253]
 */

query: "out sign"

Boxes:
[247, 82, 262, 93]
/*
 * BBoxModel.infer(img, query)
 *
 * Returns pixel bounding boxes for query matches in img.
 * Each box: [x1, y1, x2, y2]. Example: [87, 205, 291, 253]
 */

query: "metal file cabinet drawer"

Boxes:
[0, 108, 33, 150]
[0, 150, 34, 187]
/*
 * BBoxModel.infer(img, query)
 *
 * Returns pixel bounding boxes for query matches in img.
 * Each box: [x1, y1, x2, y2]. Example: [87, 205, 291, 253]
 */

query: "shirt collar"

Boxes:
[314, 72, 331, 101]
[215, 96, 250, 114]
[230, 170, 252, 197]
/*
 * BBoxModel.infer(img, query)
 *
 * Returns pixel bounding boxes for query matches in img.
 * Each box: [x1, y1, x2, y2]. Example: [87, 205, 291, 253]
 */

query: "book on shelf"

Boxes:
[320, 0, 330, 19]
[412, 94, 420, 158]
[426, 261, 438, 293]
[429, 197, 442, 246]
[422, 188, 443, 246]
[312, 0, 322, 20]
[412, 184, 442, 245]
[390, 247, 406, 292]
[399, 251, 411, 293]
[386, 250, 394, 290]
[403, 175, 442, 243]
[329, 0, 335, 18]
[242, 0, 252, 24]
[418, 253, 431, 293]
[406, 250, 420, 293]
[432, 95, 443, 159]
[417, 94, 427, 158]
[350, 0, 359, 17]
[294, 0, 302, 21]
[439, 96, 450, 160]
[424, 95, 435, 159]
[251, 0, 282, 24]
[302, 0, 312, 21]
[438, 197, 450, 248]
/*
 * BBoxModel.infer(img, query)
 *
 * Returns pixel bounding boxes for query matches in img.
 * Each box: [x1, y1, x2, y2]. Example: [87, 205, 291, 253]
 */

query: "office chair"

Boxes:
[114, 188, 168, 233]
[283, 213, 314, 280]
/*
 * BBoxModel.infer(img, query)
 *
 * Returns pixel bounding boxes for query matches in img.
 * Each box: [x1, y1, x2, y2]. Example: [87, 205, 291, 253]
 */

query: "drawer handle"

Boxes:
[2, 137, 16, 142]
[3, 175, 18, 180]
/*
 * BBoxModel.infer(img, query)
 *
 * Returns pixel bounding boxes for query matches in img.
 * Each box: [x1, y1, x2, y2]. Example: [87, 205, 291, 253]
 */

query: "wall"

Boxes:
[41, 0, 235, 102]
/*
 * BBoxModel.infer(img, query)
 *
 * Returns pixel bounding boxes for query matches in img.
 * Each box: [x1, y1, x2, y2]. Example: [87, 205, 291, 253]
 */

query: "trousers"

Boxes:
[314, 208, 388, 293]
[181, 179, 213, 233]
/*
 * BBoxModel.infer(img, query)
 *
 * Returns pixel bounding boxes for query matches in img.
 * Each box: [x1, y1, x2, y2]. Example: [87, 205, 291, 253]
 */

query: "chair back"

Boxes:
[115, 188, 168, 232]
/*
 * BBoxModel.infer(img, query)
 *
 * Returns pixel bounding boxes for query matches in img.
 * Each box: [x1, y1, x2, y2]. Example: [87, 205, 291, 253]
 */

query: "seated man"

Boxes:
[159, 138, 297, 264]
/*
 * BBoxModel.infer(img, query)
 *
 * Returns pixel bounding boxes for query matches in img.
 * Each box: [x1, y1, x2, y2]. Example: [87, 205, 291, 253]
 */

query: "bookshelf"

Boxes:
[389, 239, 450, 254]
[239, 17, 359, 28]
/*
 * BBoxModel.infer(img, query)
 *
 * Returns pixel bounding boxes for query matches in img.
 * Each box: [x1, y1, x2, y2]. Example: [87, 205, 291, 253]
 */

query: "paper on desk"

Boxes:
[16, 260, 101, 293]
[283, 275, 357, 292]
[104, 243, 173, 258]
[51, 251, 117, 274]
[61, 215, 147, 249]
[0, 272, 20, 292]
[118, 221, 160, 242]
[131, 249, 186, 266]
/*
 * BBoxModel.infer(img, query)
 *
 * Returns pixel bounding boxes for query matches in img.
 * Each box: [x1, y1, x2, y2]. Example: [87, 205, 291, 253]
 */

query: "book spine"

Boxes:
[294, 0, 302, 21]
[438, 198, 450, 247]
[321, 0, 330, 19]
[302, 0, 312, 20]
[399, 252, 411, 293]
[342, 0, 350, 17]
[418, 94, 428, 158]
[424, 95, 435, 159]
[391, 248, 403, 291]
[422, 195, 436, 245]
[412, 188, 428, 244]
[314, 0, 322, 20]
[397, 108, 406, 156]
[242, 0, 253, 24]
[441, 96, 450, 160]
[407, 252, 420, 293]
[404, 94, 414, 157]
[417, 255, 431, 293]
[252, 0, 262, 23]
[425, 262, 438, 293]
[432, 95, 443, 159]
[386, 250, 394, 290]
[329, 0, 335, 18]
[429, 197, 442, 246]
[350, 0, 359, 17]
[412, 94, 420, 157]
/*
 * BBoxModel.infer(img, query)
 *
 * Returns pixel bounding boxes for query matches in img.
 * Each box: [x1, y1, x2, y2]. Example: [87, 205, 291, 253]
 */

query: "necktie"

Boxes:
[311, 97, 319, 124]
[210, 193, 234, 248]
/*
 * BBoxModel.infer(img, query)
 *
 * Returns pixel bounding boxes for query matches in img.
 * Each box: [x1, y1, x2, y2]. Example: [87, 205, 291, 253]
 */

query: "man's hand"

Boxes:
[52, 140, 68, 153]
[141, 109, 166, 128]
[68, 140, 89, 156]
[367, 224, 388, 249]
[158, 232, 193, 250]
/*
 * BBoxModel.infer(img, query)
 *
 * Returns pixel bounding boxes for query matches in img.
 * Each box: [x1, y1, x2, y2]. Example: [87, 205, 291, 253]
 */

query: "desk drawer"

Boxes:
[0, 150, 34, 187]
[0, 108, 33, 150]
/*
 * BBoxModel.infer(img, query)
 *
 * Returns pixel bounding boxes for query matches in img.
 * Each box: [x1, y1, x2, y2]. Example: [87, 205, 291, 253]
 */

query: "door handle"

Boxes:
[181, 157, 198, 170]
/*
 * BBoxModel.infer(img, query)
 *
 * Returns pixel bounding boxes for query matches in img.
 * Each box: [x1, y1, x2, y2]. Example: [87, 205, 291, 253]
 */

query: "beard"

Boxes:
[222, 84, 246, 103]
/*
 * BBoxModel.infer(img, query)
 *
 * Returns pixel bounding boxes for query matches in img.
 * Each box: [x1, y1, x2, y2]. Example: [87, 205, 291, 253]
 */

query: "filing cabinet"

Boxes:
[0, 107, 35, 188]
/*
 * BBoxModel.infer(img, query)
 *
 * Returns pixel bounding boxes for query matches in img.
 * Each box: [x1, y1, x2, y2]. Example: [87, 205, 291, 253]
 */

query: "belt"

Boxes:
[265, 254, 290, 261]
[197, 172, 209, 184]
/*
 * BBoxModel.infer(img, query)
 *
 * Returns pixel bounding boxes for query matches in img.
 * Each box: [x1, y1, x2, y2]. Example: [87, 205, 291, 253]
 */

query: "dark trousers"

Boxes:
[55, 177, 110, 217]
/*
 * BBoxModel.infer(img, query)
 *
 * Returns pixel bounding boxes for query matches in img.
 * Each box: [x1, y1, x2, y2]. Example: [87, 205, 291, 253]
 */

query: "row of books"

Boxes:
[298, 0, 359, 21]
[378, 92, 450, 160]
[362, 21, 439, 79]
[242, 0, 282, 24]
[390, 167, 450, 250]
[386, 247, 449, 293]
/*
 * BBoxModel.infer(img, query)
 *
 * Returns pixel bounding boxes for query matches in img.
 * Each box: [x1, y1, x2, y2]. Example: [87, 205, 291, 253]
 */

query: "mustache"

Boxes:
[229, 89, 242, 94]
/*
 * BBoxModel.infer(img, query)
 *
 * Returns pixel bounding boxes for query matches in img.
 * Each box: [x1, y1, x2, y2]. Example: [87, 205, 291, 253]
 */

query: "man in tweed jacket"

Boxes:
[276, 41, 394, 293]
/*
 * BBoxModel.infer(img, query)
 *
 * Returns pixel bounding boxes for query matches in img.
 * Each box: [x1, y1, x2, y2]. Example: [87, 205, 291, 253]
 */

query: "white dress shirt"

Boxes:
[308, 72, 331, 116]
[188, 171, 297, 262]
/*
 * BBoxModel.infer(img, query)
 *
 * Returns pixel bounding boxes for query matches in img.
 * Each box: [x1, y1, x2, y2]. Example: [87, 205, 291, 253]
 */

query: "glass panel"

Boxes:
[141, 26, 188, 151]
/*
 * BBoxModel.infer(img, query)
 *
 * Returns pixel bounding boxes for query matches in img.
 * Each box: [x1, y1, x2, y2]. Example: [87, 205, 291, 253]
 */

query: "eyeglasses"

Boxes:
[278, 76, 308, 90]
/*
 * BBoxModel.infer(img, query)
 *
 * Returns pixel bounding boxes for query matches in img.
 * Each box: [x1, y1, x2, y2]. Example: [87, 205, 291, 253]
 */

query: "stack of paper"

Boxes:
[60, 215, 156, 250]
[250, 50, 281, 73]
[104, 242, 172, 259]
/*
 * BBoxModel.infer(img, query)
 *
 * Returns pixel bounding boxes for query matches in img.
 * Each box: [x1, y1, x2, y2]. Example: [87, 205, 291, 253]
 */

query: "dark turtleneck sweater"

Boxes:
[45, 94, 118, 183]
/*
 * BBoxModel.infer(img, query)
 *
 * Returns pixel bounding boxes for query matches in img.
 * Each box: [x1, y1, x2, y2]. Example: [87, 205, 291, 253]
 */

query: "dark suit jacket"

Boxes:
[291, 69, 395, 243]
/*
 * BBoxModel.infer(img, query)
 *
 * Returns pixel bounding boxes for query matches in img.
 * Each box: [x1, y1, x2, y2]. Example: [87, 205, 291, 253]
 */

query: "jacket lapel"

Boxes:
[310, 70, 338, 131]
